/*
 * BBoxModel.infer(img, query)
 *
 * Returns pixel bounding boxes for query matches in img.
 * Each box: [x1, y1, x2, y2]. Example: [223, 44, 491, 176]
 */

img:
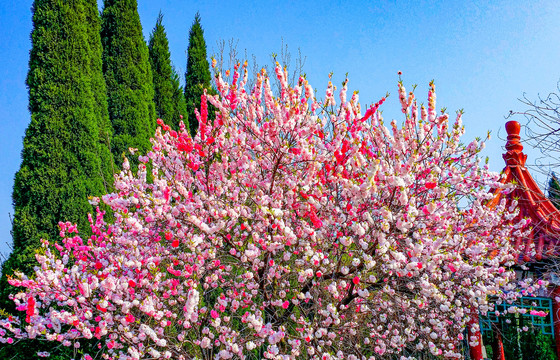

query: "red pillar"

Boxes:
[491, 328, 505, 360]
[552, 287, 560, 358]
[468, 312, 484, 360]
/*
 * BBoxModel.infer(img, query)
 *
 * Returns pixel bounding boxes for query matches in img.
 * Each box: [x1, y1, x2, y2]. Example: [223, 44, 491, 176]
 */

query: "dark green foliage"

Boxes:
[83, 0, 116, 180]
[172, 70, 188, 130]
[483, 314, 557, 360]
[149, 12, 188, 131]
[548, 172, 560, 210]
[501, 323, 557, 360]
[101, 0, 155, 164]
[184, 12, 214, 137]
[0, 0, 114, 357]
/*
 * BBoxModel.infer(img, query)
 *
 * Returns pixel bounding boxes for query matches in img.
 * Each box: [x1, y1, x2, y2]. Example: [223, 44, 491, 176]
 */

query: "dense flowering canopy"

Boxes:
[0, 63, 530, 359]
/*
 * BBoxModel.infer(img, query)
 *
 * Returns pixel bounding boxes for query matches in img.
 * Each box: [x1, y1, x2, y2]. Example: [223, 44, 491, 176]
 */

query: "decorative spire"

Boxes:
[503, 120, 527, 166]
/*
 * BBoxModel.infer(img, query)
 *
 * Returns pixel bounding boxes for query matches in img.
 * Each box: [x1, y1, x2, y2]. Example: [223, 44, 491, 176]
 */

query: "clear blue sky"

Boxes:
[1, 0, 560, 256]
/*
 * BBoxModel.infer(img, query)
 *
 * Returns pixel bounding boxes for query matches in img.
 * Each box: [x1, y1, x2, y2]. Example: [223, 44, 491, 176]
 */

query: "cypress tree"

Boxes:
[171, 69, 188, 130]
[548, 172, 560, 210]
[101, 0, 155, 164]
[84, 0, 116, 179]
[184, 12, 213, 137]
[0, 1, 114, 357]
[149, 12, 188, 131]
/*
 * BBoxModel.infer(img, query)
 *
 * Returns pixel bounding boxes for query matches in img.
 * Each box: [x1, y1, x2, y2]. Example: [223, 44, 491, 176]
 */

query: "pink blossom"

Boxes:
[0, 63, 523, 360]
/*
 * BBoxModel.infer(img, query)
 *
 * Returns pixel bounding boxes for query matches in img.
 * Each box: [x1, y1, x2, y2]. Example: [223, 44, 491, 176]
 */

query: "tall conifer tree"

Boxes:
[101, 0, 155, 164]
[84, 0, 116, 182]
[0, 0, 113, 343]
[149, 12, 187, 131]
[184, 12, 213, 137]
[1, 0, 114, 294]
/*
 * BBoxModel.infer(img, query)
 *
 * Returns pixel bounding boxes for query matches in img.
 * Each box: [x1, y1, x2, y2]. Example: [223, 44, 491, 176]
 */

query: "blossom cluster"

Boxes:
[0, 62, 530, 359]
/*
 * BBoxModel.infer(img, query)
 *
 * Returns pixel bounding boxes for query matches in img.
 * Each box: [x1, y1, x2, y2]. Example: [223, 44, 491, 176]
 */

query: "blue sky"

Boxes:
[1, 0, 560, 256]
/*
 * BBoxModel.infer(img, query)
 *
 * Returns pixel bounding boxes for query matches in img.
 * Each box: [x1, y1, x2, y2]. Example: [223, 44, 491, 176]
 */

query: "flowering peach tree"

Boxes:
[0, 63, 527, 359]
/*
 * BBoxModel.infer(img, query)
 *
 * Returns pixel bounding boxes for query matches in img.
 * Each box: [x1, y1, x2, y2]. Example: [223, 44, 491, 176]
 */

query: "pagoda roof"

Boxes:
[489, 121, 560, 261]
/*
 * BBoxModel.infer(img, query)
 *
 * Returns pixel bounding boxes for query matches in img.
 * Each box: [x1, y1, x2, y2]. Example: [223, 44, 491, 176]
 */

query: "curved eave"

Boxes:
[491, 135, 560, 260]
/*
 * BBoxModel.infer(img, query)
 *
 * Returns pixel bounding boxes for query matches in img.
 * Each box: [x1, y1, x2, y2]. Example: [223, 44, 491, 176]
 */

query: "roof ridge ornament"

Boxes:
[504, 120, 527, 166]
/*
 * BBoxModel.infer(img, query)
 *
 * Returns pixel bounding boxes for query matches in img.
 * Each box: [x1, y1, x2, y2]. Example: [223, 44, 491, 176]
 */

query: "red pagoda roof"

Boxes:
[489, 121, 560, 261]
